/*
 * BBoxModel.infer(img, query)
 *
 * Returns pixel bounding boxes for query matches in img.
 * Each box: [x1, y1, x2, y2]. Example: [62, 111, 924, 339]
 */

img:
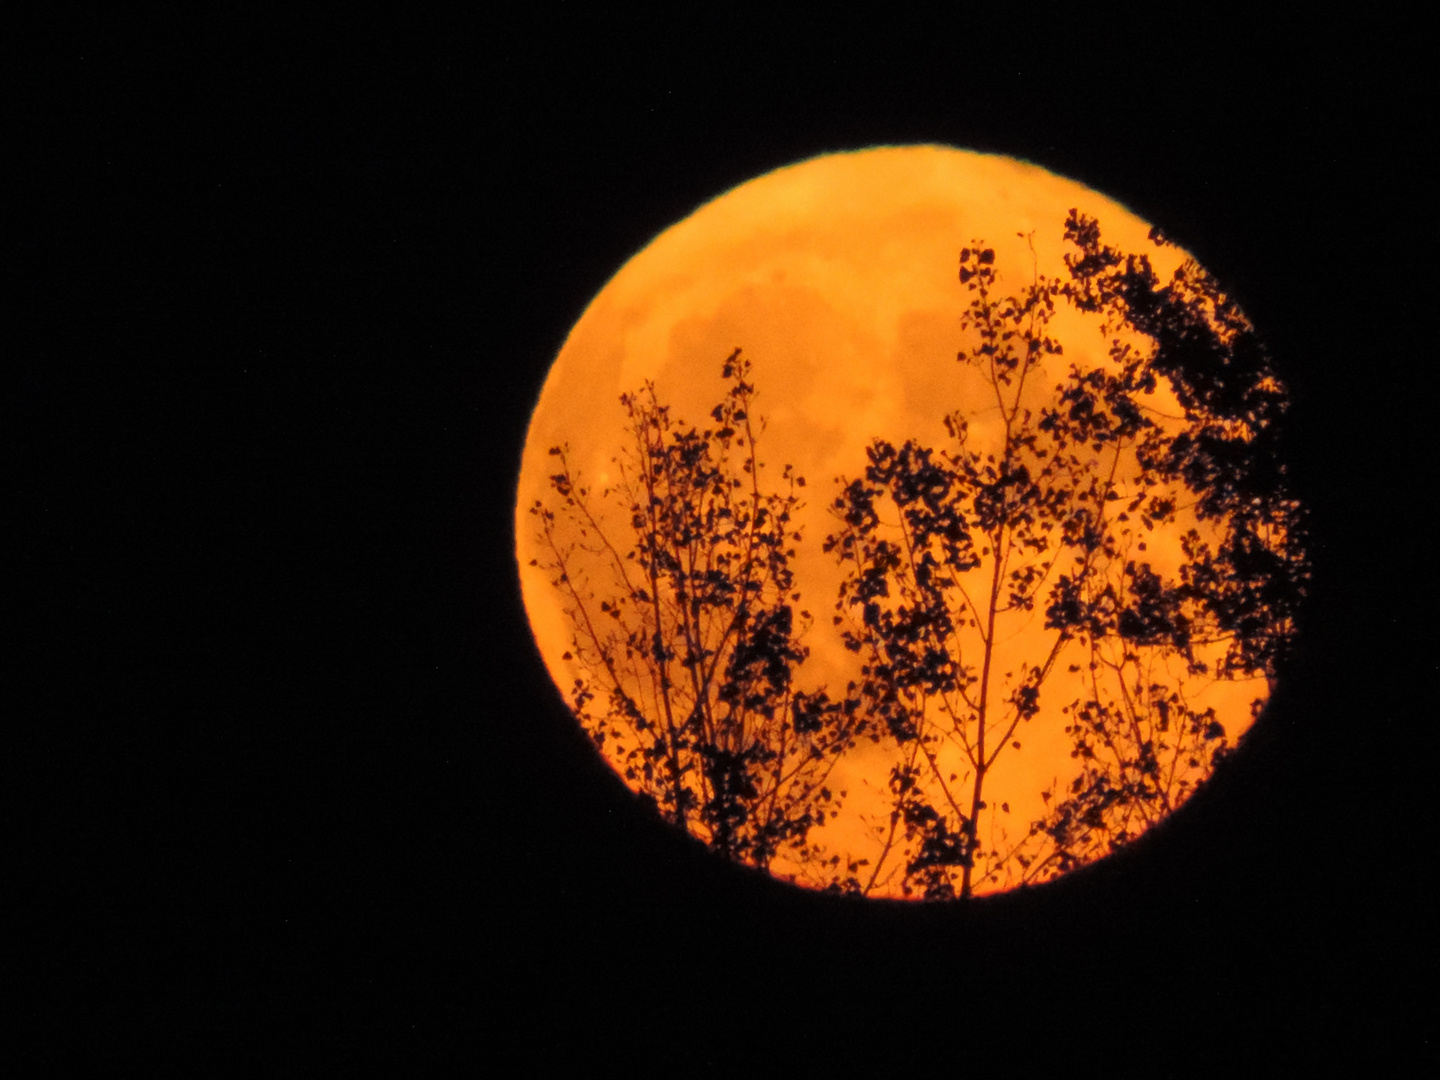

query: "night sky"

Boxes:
[13, 10, 1432, 1070]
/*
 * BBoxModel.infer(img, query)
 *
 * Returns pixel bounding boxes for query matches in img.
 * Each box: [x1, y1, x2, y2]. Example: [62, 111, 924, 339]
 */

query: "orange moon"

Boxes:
[515, 145, 1270, 897]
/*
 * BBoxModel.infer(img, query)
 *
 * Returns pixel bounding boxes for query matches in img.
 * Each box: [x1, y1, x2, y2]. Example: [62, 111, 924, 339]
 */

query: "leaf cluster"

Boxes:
[530, 350, 869, 883]
[823, 221, 1308, 896]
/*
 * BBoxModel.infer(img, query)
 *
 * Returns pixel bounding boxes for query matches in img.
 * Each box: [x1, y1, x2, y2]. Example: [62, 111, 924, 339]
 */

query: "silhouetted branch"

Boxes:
[532, 351, 872, 887]
[828, 218, 1308, 897]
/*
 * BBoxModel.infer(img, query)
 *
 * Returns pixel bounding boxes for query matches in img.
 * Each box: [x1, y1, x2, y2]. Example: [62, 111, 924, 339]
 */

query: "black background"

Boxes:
[12, 9, 1434, 1071]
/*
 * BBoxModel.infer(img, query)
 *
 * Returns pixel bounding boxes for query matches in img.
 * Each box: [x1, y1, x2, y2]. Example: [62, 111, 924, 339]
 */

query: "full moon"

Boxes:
[516, 145, 1295, 898]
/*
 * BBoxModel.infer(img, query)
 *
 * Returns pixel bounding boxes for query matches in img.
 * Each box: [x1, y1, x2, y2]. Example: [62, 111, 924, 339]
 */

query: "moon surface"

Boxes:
[515, 145, 1270, 896]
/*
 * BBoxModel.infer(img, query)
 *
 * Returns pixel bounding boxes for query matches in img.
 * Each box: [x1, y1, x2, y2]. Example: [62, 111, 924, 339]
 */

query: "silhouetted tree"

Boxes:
[530, 350, 870, 887]
[827, 214, 1308, 898]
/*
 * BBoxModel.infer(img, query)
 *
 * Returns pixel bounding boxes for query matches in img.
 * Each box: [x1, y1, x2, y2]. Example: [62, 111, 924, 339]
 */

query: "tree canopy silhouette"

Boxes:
[529, 214, 1307, 901]
[529, 351, 871, 888]
[825, 212, 1308, 898]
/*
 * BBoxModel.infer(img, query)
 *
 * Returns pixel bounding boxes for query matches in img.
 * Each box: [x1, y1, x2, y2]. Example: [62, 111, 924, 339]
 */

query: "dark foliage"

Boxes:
[530, 351, 871, 887]
[532, 217, 1307, 901]
[827, 217, 1308, 897]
